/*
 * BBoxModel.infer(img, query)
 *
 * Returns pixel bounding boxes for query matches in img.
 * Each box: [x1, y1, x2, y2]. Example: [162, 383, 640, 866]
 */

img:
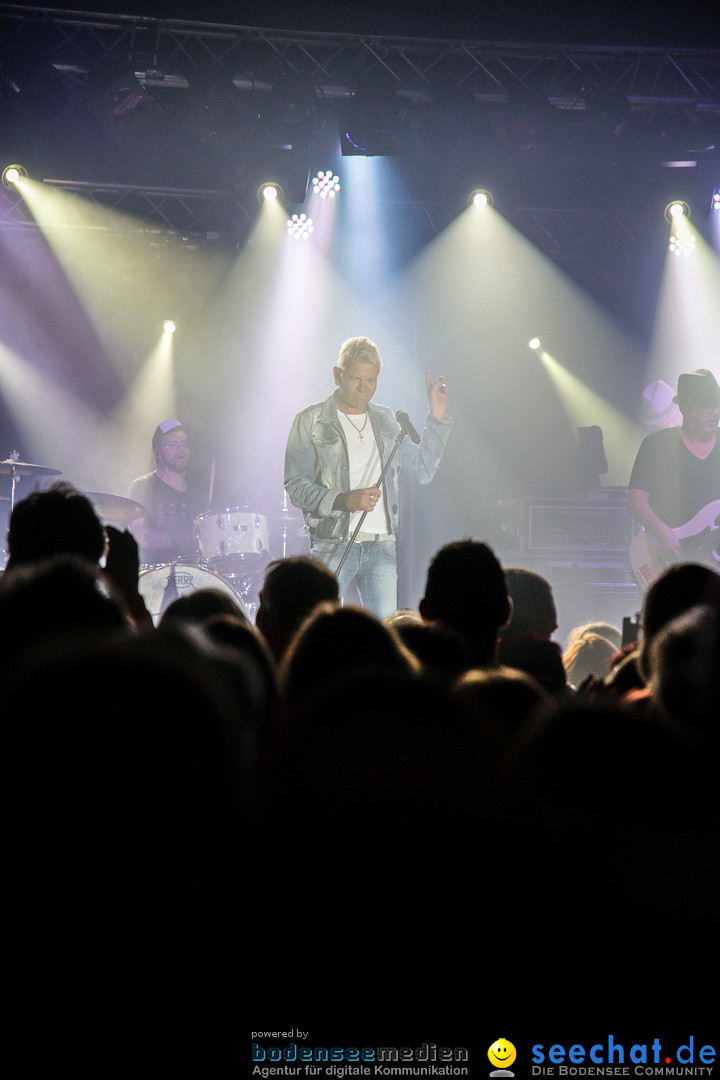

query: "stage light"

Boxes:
[338, 96, 397, 157]
[258, 182, 283, 203]
[163, 320, 177, 334]
[469, 189, 493, 208]
[528, 337, 542, 351]
[665, 200, 689, 222]
[2, 164, 26, 187]
[668, 226, 695, 256]
[312, 170, 341, 198]
[712, 189, 720, 211]
[89, 70, 163, 146]
[286, 212, 313, 239]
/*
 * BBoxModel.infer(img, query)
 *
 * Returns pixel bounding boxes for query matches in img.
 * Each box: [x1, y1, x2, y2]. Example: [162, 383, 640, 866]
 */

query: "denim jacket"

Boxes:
[284, 392, 454, 541]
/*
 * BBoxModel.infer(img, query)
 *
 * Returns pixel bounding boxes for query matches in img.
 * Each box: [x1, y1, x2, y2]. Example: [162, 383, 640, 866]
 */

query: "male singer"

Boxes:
[284, 336, 453, 618]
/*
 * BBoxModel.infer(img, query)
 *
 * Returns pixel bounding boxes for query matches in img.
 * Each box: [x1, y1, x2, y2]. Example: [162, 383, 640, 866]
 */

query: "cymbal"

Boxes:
[0, 457, 62, 476]
[268, 507, 304, 517]
[266, 508, 307, 534]
[83, 492, 146, 527]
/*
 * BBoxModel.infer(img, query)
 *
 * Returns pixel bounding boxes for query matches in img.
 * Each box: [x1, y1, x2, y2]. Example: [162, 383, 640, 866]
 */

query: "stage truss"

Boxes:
[0, 5, 718, 254]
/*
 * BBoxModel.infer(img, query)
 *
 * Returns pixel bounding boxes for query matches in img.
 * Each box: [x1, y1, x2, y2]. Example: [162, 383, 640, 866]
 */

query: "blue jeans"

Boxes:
[311, 537, 398, 620]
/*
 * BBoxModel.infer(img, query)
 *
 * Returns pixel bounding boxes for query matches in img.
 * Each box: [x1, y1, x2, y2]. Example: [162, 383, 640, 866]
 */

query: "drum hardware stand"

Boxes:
[0, 450, 62, 511]
[335, 425, 407, 578]
[207, 458, 216, 513]
[161, 563, 180, 615]
[279, 490, 291, 559]
[8, 453, 20, 512]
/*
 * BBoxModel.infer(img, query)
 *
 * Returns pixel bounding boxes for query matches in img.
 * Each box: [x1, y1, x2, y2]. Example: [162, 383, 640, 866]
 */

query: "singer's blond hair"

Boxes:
[337, 336, 382, 373]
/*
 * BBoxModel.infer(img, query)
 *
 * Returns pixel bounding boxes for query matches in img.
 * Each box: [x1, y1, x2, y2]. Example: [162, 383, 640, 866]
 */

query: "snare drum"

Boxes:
[138, 563, 248, 625]
[194, 508, 270, 572]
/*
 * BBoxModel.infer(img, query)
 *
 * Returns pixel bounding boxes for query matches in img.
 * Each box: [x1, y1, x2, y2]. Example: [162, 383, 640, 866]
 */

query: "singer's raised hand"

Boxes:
[426, 371, 449, 419]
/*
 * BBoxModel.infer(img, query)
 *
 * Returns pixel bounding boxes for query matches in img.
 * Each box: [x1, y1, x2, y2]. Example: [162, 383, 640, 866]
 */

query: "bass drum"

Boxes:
[138, 562, 248, 626]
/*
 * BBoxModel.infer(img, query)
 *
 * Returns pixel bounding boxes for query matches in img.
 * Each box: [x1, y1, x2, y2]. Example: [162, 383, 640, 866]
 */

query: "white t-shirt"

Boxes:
[337, 411, 388, 535]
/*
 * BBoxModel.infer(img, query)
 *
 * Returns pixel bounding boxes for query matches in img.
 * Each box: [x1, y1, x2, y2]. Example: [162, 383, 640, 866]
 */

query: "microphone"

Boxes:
[396, 410, 421, 444]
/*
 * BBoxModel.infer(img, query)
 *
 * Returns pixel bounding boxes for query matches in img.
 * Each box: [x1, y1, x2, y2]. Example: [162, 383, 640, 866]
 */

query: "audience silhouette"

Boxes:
[497, 566, 569, 694]
[562, 628, 618, 687]
[5, 481, 106, 571]
[2, 487, 717, 1026]
[419, 539, 511, 665]
[255, 554, 339, 661]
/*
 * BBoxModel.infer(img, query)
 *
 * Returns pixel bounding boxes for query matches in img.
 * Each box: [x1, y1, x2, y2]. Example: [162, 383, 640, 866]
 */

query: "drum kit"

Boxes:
[140, 507, 274, 624]
[1, 452, 308, 624]
[140, 504, 308, 623]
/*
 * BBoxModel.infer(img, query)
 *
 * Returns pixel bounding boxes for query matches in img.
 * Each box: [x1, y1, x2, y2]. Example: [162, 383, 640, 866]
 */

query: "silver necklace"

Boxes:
[343, 411, 369, 440]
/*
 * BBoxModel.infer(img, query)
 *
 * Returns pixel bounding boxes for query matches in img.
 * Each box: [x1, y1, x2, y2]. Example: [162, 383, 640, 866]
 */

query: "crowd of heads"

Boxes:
[1, 481, 718, 1018]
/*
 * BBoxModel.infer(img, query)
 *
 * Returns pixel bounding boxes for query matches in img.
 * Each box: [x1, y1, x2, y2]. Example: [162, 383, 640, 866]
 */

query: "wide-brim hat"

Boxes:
[672, 369, 720, 409]
[640, 380, 678, 427]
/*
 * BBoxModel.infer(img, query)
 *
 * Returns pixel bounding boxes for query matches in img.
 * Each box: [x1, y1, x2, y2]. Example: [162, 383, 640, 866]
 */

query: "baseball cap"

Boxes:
[152, 419, 185, 449]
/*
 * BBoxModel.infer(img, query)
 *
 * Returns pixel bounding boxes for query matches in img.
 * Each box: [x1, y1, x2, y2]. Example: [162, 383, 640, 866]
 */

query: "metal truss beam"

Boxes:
[0, 178, 246, 245]
[0, 176, 662, 265]
[1, 5, 718, 112]
[0, 6, 716, 256]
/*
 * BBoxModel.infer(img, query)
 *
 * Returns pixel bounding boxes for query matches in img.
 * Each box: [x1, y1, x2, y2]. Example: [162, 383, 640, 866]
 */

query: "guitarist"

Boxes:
[628, 368, 720, 567]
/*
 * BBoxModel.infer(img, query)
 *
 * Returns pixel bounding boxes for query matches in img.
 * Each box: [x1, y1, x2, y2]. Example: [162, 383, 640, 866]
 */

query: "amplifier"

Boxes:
[492, 490, 638, 556]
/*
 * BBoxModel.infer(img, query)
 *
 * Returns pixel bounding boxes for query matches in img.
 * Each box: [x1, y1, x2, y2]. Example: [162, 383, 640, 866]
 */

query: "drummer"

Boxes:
[128, 420, 201, 566]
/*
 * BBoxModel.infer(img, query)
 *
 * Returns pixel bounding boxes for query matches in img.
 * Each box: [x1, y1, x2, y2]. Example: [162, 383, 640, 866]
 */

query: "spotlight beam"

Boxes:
[536, 347, 641, 484]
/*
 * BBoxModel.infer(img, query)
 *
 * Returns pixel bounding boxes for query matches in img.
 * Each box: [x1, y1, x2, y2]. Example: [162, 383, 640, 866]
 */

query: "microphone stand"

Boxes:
[335, 426, 407, 577]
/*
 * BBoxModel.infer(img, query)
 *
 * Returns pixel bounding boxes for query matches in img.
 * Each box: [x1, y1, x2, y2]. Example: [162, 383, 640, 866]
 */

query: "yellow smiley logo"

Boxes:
[488, 1040, 517, 1070]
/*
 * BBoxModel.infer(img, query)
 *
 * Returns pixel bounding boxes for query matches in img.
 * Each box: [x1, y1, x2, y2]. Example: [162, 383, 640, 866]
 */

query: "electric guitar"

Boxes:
[629, 499, 720, 590]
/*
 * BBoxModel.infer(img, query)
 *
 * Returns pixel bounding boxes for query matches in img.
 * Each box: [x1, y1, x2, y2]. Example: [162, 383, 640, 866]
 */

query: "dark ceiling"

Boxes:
[1, 3, 718, 277]
[13, 0, 718, 49]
